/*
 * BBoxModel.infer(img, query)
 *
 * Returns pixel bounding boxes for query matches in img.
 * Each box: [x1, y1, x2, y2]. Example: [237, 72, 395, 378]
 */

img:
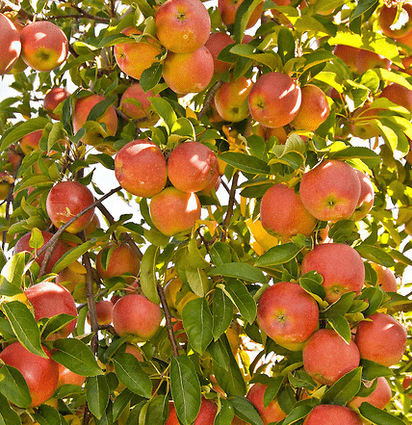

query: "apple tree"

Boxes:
[0, 0, 412, 424]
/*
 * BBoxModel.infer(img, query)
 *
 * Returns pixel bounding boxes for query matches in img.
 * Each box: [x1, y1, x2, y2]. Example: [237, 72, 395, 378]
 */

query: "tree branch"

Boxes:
[157, 283, 179, 358]
[220, 170, 239, 242]
[197, 80, 223, 120]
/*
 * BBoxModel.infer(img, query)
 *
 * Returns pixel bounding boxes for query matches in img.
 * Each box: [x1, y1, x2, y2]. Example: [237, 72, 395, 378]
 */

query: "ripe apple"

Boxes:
[0, 13, 21, 74]
[19, 129, 43, 154]
[354, 312, 407, 367]
[0, 342, 59, 407]
[166, 398, 217, 425]
[380, 82, 412, 111]
[204, 32, 234, 74]
[57, 363, 86, 388]
[291, 84, 330, 131]
[246, 383, 287, 424]
[167, 141, 219, 193]
[46, 181, 95, 234]
[72, 93, 118, 150]
[14, 230, 67, 274]
[370, 263, 397, 292]
[125, 343, 144, 362]
[112, 294, 163, 342]
[333, 45, 360, 72]
[402, 375, 412, 399]
[119, 83, 159, 127]
[303, 328, 360, 386]
[87, 300, 113, 326]
[378, 2, 412, 39]
[164, 277, 200, 317]
[301, 242, 365, 304]
[214, 76, 253, 122]
[95, 243, 140, 284]
[260, 184, 317, 240]
[356, 49, 391, 74]
[44, 87, 70, 120]
[20, 21, 69, 71]
[0, 171, 13, 200]
[115, 139, 167, 198]
[162, 46, 214, 95]
[348, 376, 392, 409]
[299, 159, 361, 223]
[255, 124, 288, 144]
[303, 404, 362, 425]
[24, 281, 77, 339]
[352, 169, 375, 221]
[155, 0, 211, 54]
[350, 103, 382, 140]
[248, 72, 302, 128]
[257, 282, 319, 351]
[114, 27, 163, 80]
[218, 0, 263, 29]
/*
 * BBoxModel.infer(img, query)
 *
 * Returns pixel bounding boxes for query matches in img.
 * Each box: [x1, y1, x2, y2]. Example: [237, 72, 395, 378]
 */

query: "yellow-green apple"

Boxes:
[370, 262, 397, 292]
[356, 49, 391, 74]
[167, 141, 219, 193]
[257, 281, 319, 351]
[378, 2, 412, 39]
[14, 230, 67, 274]
[248, 72, 302, 128]
[348, 376, 392, 409]
[155, 0, 211, 54]
[24, 281, 77, 339]
[218, 0, 263, 29]
[56, 260, 92, 302]
[0, 342, 59, 407]
[20, 21, 68, 71]
[303, 328, 360, 386]
[0, 171, 13, 200]
[299, 159, 361, 223]
[380, 82, 412, 111]
[166, 398, 217, 425]
[354, 312, 407, 367]
[301, 242, 365, 304]
[149, 187, 201, 236]
[119, 83, 159, 127]
[72, 93, 118, 150]
[350, 103, 382, 140]
[44, 87, 70, 120]
[352, 169, 375, 221]
[46, 181, 95, 234]
[204, 32, 234, 74]
[162, 46, 214, 94]
[7, 144, 22, 172]
[114, 27, 163, 80]
[0, 13, 21, 74]
[114, 139, 167, 198]
[214, 76, 253, 122]
[303, 405, 362, 425]
[247, 383, 287, 425]
[333, 45, 360, 73]
[57, 363, 86, 388]
[112, 294, 162, 342]
[255, 124, 288, 144]
[260, 184, 317, 240]
[96, 243, 140, 284]
[291, 84, 330, 131]
[87, 300, 113, 326]
[19, 129, 43, 154]
[164, 277, 200, 317]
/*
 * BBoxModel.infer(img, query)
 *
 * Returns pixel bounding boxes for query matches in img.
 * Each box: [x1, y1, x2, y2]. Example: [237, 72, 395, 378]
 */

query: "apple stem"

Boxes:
[221, 170, 239, 242]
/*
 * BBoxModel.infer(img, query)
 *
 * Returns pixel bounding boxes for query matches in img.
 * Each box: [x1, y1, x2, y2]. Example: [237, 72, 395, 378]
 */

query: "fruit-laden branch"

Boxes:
[157, 283, 179, 358]
[220, 170, 239, 242]
[197, 80, 223, 120]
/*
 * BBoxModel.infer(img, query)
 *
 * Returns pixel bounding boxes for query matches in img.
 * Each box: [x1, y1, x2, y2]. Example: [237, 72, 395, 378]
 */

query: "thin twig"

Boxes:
[197, 80, 223, 120]
[220, 170, 239, 242]
[157, 283, 179, 358]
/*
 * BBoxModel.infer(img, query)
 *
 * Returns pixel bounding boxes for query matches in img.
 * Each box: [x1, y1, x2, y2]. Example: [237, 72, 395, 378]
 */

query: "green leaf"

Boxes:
[208, 336, 232, 370]
[143, 394, 169, 425]
[328, 147, 381, 168]
[359, 287, 384, 317]
[182, 298, 213, 355]
[322, 292, 356, 318]
[187, 236, 209, 270]
[170, 355, 201, 425]
[282, 399, 320, 425]
[87, 95, 118, 122]
[351, 0, 379, 21]
[359, 402, 407, 425]
[219, 152, 270, 175]
[215, 399, 235, 425]
[355, 244, 395, 267]
[149, 97, 177, 133]
[209, 263, 267, 284]
[222, 279, 257, 324]
[326, 315, 352, 344]
[233, 0, 262, 43]
[2, 301, 46, 358]
[322, 367, 362, 405]
[140, 62, 164, 93]
[86, 375, 110, 419]
[41, 314, 77, 341]
[171, 117, 195, 138]
[278, 26, 295, 64]
[112, 353, 151, 398]
[263, 376, 284, 408]
[52, 240, 95, 274]
[229, 44, 281, 70]
[140, 245, 160, 305]
[360, 359, 393, 381]
[0, 391, 21, 425]
[1, 253, 25, 293]
[212, 288, 234, 341]
[230, 397, 264, 425]
[0, 365, 31, 408]
[185, 267, 210, 298]
[52, 338, 103, 377]
[32, 404, 64, 425]
[255, 243, 303, 267]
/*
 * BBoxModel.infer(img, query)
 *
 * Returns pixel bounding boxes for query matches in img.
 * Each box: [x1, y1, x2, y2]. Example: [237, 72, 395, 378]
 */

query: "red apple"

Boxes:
[125, 343, 144, 362]
[370, 263, 397, 292]
[166, 398, 217, 425]
[149, 187, 201, 236]
[204, 32, 234, 74]
[46, 181, 95, 234]
[348, 376, 392, 409]
[260, 184, 317, 239]
[303, 404, 362, 425]
[112, 294, 163, 342]
[256, 125, 288, 144]
[378, 2, 412, 39]
[114, 27, 163, 80]
[257, 281, 319, 351]
[214, 76, 253, 122]
[248, 72, 302, 128]
[354, 312, 407, 367]
[247, 383, 287, 425]
[402, 375, 412, 399]
[87, 300, 113, 326]
[24, 281, 77, 339]
[333, 45, 360, 72]
[167, 141, 219, 193]
[303, 328, 360, 386]
[380, 82, 412, 111]
[218, 0, 263, 29]
[299, 159, 361, 223]
[356, 49, 391, 74]
[352, 169, 375, 221]
[155, 0, 211, 53]
[57, 363, 86, 388]
[0, 342, 59, 407]
[115, 139, 167, 198]
[19, 129, 43, 154]
[0, 13, 21, 74]
[162, 46, 214, 94]
[44, 87, 70, 120]
[20, 21, 68, 71]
